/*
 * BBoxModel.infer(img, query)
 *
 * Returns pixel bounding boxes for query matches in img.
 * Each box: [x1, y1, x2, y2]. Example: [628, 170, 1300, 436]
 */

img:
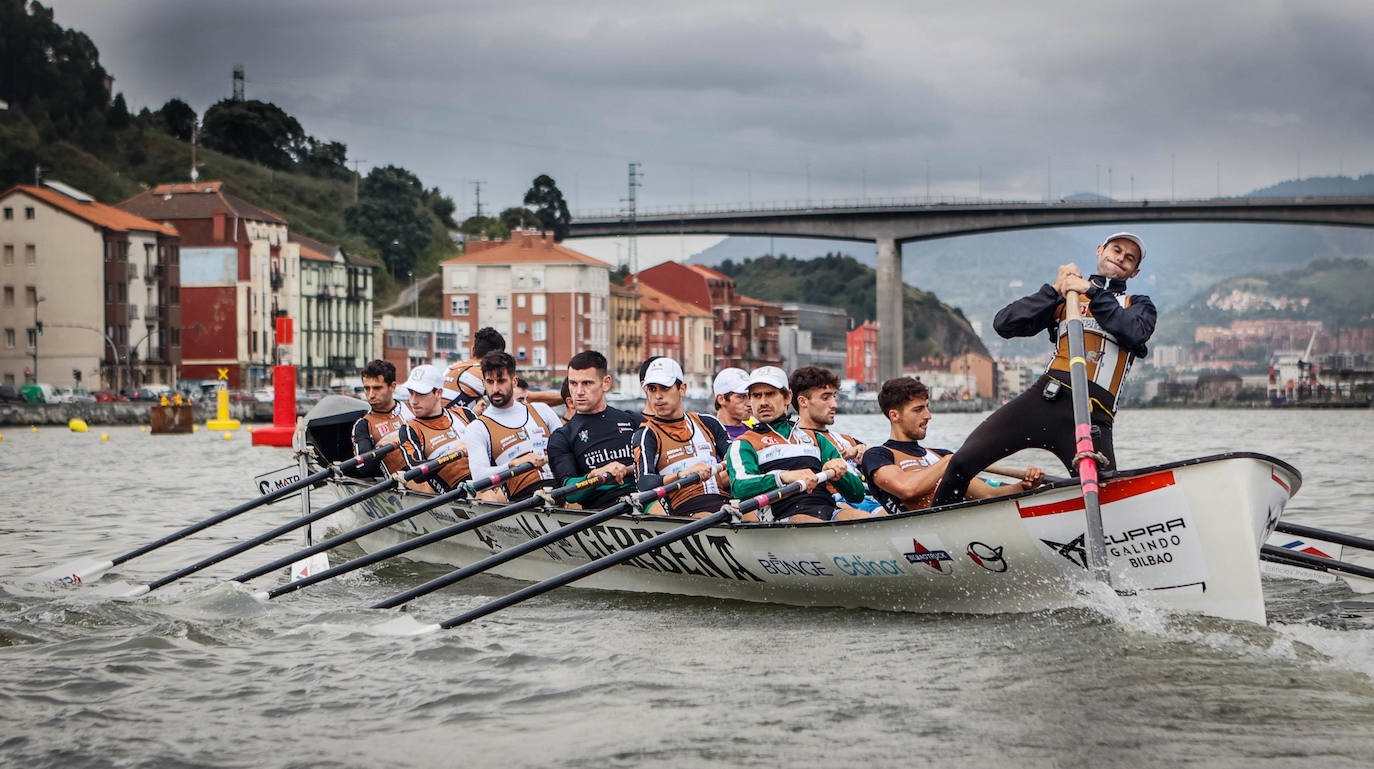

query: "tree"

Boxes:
[345, 165, 431, 276]
[426, 186, 458, 229]
[460, 215, 507, 240]
[296, 137, 350, 180]
[499, 206, 541, 232]
[156, 98, 197, 142]
[107, 92, 130, 130]
[200, 99, 305, 170]
[523, 174, 572, 241]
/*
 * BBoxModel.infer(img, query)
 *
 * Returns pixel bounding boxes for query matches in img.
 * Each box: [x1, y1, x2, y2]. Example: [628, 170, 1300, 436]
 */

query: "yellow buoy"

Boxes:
[101, 433, 110, 441]
[68, 418, 89, 433]
[192, 425, 199, 432]
[140, 425, 147, 432]
[31, 426, 38, 433]
[0, 434, 5, 442]
[244, 425, 254, 432]
[223, 432, 232, 441]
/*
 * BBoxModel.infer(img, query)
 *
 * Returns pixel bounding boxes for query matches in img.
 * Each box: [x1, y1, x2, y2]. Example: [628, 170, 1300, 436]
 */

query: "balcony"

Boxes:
[127, 305, 139, 320]
[270, 272, 283, 290]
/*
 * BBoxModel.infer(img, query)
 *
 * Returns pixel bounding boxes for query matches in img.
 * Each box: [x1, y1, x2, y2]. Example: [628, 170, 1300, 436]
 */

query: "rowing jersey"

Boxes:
[442, 356, 484, 408]
[860, 439, 952, 513]
[464, 401, 562, 501]
[633, 412, 731, 516]
[547, 406, 645, 508]
[350, 399, 415, 477]
[726, 416, 865, 521]
[396, 406, 477, 492]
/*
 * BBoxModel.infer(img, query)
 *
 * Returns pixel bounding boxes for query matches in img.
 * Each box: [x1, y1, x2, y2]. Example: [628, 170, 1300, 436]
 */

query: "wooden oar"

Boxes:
[27, 444, 398, 586]
[120, 449, 465, 598]
[259, 471, 615, 601]
[1274, 521, 1374, 555]
[985, 465, 1069, 485]
[371, 464, 724, 610]
[397, 468, 838, 634]
[1064, 290, 1111, 586]
[228, 462, 536, 585]
[1260, 544, 1374, 581]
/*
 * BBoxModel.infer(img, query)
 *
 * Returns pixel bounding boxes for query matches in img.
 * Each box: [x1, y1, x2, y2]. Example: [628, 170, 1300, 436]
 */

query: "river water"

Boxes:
[3, 408, 1373, 768]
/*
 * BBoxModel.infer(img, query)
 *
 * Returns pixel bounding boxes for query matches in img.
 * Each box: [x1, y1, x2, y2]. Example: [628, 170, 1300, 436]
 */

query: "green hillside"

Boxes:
[715, 253, 989, 360]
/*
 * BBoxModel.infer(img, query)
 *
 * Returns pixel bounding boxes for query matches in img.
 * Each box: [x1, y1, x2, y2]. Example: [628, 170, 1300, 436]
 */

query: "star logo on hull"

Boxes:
[1041, 533, 1087, 570]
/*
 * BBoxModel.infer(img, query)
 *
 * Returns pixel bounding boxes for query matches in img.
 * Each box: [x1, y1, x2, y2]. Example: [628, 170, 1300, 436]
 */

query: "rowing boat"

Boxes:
[303, 397, 1302, 625]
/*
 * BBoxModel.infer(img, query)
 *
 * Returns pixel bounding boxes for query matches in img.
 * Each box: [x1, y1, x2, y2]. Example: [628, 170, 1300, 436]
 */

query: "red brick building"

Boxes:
[846, 320, 880, 390]
[634, 262, 781, 371]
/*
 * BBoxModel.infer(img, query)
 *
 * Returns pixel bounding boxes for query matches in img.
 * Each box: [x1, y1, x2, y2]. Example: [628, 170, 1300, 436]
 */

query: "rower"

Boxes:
[547, 351, 644, 509]
[725, 366, 869, 523]
[633, 357, 732, 517]
[348, 359, 415, 478]
[862, 377, 1044, 513]
[712, 367, 753, 439]
[789, 365, 883, 514]
[463, 351, 561, 502]
[442, 326, 504, 409]
[394, 364, 478, 493]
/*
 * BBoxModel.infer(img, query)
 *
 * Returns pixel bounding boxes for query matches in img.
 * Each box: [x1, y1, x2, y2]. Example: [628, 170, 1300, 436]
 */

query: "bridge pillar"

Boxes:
[875, 236, 902, 383]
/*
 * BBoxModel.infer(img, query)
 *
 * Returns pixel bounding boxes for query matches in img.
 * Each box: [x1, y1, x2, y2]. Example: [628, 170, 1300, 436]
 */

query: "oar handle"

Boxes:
[734, 468, 838, 517]
[399, 447, 468, 483]
[984, 465, 1069, 485]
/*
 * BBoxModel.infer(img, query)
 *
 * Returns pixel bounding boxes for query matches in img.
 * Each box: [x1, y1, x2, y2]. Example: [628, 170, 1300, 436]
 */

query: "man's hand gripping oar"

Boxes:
[25, 444, 400, 587]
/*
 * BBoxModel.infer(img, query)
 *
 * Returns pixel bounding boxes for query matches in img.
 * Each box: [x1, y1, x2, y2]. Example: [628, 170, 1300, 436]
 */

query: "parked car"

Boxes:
[229, 389, 255, 403]
[253, 388, 275, 403]
[61, 387, 96, 403]
[93, 389, 129, 402]
[0, 384, 24, 402]
[20, 383, 55, 403]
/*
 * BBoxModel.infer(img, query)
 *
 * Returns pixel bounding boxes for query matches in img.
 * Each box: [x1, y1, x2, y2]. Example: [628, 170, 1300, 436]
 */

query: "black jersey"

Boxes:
[547, 405, 645, 508]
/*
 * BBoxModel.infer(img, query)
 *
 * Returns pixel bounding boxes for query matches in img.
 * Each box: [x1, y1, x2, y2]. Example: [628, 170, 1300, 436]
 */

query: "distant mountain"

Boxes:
[713, 253, 988, 360]
[1243, 174, 1374, 199]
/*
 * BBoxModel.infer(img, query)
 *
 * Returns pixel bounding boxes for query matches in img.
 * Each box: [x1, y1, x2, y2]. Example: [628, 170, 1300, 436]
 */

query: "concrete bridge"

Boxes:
[566, 196, 1374, 381]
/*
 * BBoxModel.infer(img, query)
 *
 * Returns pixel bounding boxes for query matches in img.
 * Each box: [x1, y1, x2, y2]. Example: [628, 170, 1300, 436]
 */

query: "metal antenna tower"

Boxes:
[232, 65, 245, 101]
[349, 159, 367, 203]
[621, 162, 643, 272]
[471, 180, 487, 218]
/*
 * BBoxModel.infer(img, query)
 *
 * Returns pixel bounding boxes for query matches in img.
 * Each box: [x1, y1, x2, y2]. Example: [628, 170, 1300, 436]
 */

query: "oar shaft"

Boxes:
[231, 463, 534, 584]
[1261, 544, 1374, 581]
[1065, 291, 1110, 584]
[436, 470, 830, 630]
[1273, 521, 1374, 554]
[265, 471, 610, 599]
[140, 448, 458, 593]
[108, 445, 395, 568]
[370, 468, 717, 610]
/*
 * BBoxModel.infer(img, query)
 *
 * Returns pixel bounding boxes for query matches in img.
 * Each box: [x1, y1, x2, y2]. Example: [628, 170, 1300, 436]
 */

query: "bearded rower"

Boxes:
[463, 351, 561, 502]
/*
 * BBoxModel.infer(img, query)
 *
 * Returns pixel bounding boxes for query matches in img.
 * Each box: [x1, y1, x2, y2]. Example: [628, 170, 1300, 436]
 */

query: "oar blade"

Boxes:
[23, 556, 116, 587]
[290, 553, 332, 582]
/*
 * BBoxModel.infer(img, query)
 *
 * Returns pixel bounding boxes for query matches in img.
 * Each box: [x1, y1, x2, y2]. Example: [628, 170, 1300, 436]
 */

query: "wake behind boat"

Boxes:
[304, 396, 1301, 625]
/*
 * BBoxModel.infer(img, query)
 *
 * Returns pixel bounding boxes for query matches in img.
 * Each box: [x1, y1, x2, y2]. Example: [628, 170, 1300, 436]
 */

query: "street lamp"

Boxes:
[127, 322, 156, 391]
[31, 295, 45, 383]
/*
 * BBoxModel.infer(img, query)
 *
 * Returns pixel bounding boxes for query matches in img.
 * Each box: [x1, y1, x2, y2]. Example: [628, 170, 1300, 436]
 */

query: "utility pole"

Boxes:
[621, 162, 643, 273]
[349, 159, 367, 203]
[232, 64, 245, 101]
[471, 180, 486, 218]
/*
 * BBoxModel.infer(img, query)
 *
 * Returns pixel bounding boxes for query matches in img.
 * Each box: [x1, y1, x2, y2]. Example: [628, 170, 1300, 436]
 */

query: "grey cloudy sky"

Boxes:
[45, 0, 1374, 237]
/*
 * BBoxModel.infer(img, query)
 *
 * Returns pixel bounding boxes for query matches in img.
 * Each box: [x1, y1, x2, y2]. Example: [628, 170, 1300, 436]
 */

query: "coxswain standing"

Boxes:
[931, 232, 1155, 506]
[632, 357, 732, 517]
[349, 359, 415, 477]
[726, 366, 868, 523]
[547, 351, 644, 509]
[862, 377, 1042, 513]
[463, 351, 561, 502]
[395, 365, 477, 493]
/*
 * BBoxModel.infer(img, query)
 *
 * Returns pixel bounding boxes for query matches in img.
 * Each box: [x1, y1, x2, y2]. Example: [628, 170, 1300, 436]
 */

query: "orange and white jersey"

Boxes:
[1047, 294, 1136, 398]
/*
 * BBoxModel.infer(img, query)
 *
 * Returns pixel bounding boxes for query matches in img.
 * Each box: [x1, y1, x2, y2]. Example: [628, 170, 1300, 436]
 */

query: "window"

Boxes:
[25, 286, 37, 306]
[3, 244, 11, 264]
[3, 286, 12, 307]
[531, 295, 546, 316]
[517, 321, 526, 334]
[4, 328, 13, 348]
[517, 347, 527, 360]
[517, 294, 526, 308]
[532, 346, 546, 368]
[26, 327, 37, 348]
[532, 320, 546, 342]
[26, 244, 36, 264]
[450, 296, 469, 316]
[24, 207, 34, 220]
[2, 207, 11, 220]
[495, 296, 509, 310]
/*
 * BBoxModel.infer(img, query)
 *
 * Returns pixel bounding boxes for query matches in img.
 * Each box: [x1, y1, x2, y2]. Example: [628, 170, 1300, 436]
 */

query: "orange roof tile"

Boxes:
[119, 180, 287, 225]
[2, 184, 178, 236]
[685, 263, 731, 281]
[639, 282, 711, 317]
[443, 232, 612, 268]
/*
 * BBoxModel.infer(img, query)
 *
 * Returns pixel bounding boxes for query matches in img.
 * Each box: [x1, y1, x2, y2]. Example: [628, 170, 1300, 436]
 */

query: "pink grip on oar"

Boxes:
[753, 493, 771, 507]
[655, 487, 668, 499]
[488, 474, 501, 485]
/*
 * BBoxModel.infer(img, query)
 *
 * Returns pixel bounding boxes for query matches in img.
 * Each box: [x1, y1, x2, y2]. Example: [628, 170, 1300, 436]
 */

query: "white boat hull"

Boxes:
[324, 453, 1301, 624]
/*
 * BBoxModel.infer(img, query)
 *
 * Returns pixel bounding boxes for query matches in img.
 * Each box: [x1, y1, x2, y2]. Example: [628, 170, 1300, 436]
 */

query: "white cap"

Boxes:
[398, 364, 445, 396]
[713, 367, 749, 396]
[1101, 232, 1145, 261]
[642, 357, 685, 388]
[746, 366, 788, 392]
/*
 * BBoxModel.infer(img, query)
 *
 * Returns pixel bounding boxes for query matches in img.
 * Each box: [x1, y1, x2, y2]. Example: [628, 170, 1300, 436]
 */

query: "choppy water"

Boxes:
[3, 409, 1374, 768]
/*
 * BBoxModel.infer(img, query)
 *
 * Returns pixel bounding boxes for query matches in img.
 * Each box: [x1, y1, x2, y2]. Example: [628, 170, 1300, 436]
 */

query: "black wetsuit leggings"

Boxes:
[930, 374, 1115, 506]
